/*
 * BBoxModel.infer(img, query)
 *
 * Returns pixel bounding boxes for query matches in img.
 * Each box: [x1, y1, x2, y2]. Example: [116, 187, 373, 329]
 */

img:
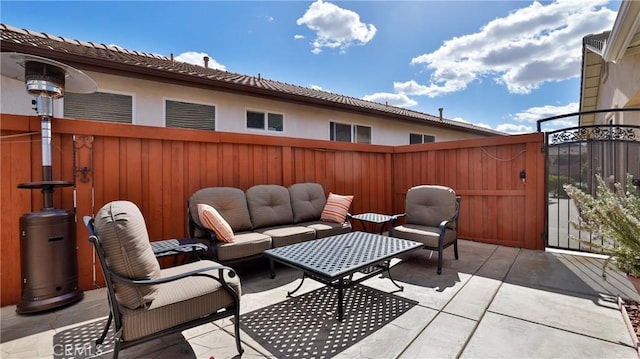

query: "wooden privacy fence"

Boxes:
[0, 114, 545, 306]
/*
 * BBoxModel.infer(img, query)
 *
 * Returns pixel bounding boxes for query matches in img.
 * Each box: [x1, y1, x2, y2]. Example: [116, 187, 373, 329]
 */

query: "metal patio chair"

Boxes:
[389, 185, 461, 274]
[84, 200, 243, 358]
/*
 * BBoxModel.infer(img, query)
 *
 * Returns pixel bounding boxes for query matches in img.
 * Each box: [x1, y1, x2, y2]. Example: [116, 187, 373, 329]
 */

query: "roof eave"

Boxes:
[0, 39, 501, 137]
[603, 0, 640, 62]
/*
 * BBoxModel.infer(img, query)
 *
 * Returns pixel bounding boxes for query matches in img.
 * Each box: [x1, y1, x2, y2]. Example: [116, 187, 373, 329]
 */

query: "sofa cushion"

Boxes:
[303, 220, 352, 238]
[405, 185, 457, 227]
[391, 223, 457, 248]
[320, 192, 354, 223]
[189, 187, 253, 235]
[256, 225, 316, 248]
[197, 203, 234, 243]
[289, 183, 326, 223]
[215, 232, 272, 261]
[94, 201, 161, 310]
[246, 184, 294, 228]
[120, 260, 240, 341]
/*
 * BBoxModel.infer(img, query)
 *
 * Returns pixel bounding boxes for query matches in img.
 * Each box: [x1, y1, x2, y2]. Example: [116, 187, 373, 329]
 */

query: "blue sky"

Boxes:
[1, 0, 621, 133]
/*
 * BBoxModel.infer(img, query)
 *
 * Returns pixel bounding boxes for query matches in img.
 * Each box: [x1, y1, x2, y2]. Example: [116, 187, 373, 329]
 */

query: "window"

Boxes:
[64, 91, 132, 123]
[330, 122, 372, 144]
[330, 122, 352, 142]
[409, 133, 436, 144]
[246, 110, 284, 132]
[166, 100, 215, 130]
[354, 125, 371, 144]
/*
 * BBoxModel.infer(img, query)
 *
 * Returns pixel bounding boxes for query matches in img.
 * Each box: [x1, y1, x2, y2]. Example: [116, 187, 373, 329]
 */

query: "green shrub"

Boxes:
[564, 174, 640, 278]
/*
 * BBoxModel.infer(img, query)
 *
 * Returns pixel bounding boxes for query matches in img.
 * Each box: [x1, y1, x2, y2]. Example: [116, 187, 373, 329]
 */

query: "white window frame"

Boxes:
[163, 97, 217, 130]
[330, 121, 372, 144]
[409, 133, 436, 144]
[245, 109, 285, 133]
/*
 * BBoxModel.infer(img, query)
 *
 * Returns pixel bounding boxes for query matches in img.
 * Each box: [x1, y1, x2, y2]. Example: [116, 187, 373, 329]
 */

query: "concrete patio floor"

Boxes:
[2, 239, 640, 358]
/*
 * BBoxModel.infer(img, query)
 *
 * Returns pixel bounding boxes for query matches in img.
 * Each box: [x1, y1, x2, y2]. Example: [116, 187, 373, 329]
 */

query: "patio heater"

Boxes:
[1, 52, 96, 313]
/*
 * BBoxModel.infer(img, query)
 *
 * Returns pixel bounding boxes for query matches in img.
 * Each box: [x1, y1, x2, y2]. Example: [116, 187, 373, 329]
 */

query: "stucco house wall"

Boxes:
[596, 52, 640, 125]
[1, 69, 483, 146]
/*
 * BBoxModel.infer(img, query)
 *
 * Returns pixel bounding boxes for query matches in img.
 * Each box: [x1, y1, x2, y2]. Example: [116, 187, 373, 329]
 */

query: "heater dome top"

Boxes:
[0, 52, 96, 94]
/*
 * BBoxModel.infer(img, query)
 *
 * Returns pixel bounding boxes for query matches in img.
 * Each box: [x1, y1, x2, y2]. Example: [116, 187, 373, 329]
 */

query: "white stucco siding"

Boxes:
[1, 70, 490, 144]
[1, 75, 40, 116]
[597, 53, 640, 125]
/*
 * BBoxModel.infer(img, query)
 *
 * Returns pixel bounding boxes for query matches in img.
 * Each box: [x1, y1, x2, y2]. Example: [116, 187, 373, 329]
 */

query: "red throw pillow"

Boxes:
[197, 203, 235, 243]
[320, 192, 354, 223]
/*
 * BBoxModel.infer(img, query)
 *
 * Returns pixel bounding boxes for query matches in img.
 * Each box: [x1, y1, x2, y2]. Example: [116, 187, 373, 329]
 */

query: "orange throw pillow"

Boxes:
[320, 192, 354, 223]
[197, 203, 235, 243]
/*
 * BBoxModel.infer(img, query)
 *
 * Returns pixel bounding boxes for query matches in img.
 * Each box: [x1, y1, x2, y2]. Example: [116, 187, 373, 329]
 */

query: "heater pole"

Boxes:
[41, 115, 54, 209]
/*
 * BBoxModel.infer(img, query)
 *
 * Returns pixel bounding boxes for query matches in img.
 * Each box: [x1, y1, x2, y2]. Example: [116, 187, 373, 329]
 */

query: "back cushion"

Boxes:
[288, 182, 326, 223]
[93, 200, 161, 310]
[189, 187, 253, 232]
[246, 184, 294, 228]
[405, 185, 457, 227]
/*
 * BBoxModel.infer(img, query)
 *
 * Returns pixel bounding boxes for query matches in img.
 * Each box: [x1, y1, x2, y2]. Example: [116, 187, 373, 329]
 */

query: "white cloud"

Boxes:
[296, 0, 377, 54]
[310, 84, 323, 90]
[266, 16, 274, 22]
[294, 34, 305, 40]
[408, 0, 616, 97]
[496, 123, 535, 134]
[450, 117, 495, 131]
[362, 92, 417, 107]
[475, 123, 493, 130]
[175, 52, 226, 71]
[513, 102, 579, 123]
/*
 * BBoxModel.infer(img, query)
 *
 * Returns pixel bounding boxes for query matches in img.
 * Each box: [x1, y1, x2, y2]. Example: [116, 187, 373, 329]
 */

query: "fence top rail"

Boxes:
[536, 108, 640, 132]
[546, 124, 640, 145]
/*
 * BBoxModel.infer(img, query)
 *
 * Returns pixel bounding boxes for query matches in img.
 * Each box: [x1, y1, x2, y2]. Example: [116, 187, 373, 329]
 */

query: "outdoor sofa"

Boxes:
[187, 182, 353, 274]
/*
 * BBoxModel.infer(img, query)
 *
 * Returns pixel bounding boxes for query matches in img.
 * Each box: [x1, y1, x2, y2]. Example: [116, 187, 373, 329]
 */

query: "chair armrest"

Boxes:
[108, 265, 237, 286]
[390, 213, 406, 226]
[438, 219, 456, 232]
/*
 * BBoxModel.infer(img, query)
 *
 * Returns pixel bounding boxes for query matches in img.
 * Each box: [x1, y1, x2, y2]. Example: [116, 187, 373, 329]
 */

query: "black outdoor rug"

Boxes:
[239, 284, 418, 359]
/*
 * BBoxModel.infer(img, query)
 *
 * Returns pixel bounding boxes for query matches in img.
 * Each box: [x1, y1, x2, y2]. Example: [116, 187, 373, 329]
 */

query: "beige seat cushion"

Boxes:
[303, 221, 352, 238]
[120, 260, 241, 341]
[215, 232, 272, 261]
[94, 200, 161, 310]
[392, 224, 457, 248]
[288, 183, 326, 223]
[405, 185, 457, 227]
[246, 185, 294, 228]
[256, 225, 316, 248]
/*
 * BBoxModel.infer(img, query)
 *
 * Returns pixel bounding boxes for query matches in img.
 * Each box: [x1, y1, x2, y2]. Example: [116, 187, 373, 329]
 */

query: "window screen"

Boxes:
[64, 92, 132, 123]
[247, 111, 265, 129]
[166, 100, 215, 130]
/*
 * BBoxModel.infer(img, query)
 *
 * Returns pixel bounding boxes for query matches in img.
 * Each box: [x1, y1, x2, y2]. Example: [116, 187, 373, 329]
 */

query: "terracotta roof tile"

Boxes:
[0, 23, 503, 136]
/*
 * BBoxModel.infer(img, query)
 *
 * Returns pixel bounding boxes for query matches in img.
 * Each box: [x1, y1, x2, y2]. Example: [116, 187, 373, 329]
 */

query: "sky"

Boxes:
[0, 0, 622, 134]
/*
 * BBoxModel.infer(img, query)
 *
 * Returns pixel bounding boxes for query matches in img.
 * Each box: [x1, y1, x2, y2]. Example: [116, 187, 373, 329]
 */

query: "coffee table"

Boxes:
[264, 231, 423, 321]
[351, 212, 398, 234]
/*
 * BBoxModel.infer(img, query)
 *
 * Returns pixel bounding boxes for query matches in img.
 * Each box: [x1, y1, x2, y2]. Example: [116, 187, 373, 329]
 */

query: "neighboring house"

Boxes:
[580, 1, 640, 126]
[0, 23, 501, 146]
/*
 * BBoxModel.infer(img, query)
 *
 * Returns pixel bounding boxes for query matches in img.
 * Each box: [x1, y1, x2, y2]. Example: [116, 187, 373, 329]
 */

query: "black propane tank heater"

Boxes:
[1, 52, 96, 313]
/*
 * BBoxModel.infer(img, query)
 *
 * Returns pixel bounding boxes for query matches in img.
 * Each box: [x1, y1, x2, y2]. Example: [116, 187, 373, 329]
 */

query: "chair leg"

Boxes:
[234, 305, 245, 355]
[437, 249, 443, 275]
[96, 312, 113, 345]
[269, 258, 276, 279]
[113, 340, 121, 359]
[454, 240, 459, 260]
